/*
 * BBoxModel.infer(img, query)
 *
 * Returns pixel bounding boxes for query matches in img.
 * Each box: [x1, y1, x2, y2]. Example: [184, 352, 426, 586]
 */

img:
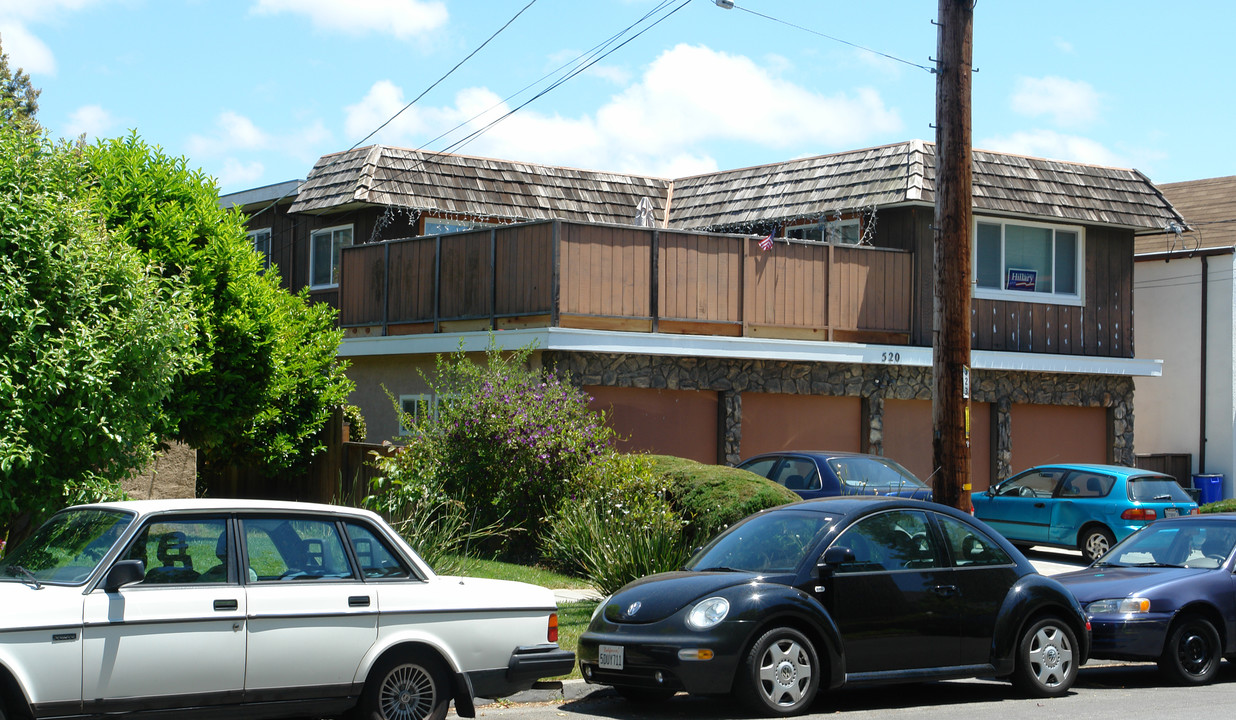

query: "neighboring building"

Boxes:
[1133, 175, 1236, 499]
[222, 140, 1184, 490]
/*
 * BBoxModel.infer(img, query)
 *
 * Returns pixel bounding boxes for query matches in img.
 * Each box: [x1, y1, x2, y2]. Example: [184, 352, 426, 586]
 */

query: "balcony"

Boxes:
[338, 219, 913, 344]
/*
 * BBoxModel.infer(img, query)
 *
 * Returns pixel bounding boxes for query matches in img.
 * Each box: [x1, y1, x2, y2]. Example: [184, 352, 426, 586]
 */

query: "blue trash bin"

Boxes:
[1192, 474, 1224, 505]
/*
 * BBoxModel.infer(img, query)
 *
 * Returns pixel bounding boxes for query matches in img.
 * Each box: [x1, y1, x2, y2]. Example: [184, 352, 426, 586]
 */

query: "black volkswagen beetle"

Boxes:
[578, 497, 1089, 716]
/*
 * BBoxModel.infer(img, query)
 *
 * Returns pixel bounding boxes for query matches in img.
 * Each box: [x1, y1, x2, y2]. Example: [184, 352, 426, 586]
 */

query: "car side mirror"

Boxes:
[103, 560, 145, 591]
[819, 546, 855, 568]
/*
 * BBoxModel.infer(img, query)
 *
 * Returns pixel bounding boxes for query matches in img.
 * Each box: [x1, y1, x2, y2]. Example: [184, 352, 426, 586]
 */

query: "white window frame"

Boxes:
[397, 394, 433, 436]
[309, 224, 353, 289]
[972, 217, 1084, 307]
[248, 227, 272, 271]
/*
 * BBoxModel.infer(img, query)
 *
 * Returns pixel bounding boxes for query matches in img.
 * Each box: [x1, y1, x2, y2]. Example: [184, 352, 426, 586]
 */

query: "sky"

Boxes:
[5, 0, 1235, 196]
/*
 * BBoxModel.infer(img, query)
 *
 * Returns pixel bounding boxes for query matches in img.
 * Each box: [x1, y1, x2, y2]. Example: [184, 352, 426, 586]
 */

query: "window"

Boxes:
[769, 457, 821, 492]
[936, 514, 1012, 567]
[248, 228, 272, 271]
[125, 517, 230, 585]
[398, 393, 434, 435]
[974, 219, 1082, 305]
[243, 516, 355, 582]
[785, 218, 860, 244]
[309, 225, 353, 289]
[345, 522, 410, 579]
[996, 469, 1062, 498]
[832, 510, 941, 573]
[423, 219, 497, 236]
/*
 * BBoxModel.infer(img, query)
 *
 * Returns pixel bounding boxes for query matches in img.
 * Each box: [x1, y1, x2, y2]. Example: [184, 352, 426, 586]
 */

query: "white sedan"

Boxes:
[0, 499, 574, 720]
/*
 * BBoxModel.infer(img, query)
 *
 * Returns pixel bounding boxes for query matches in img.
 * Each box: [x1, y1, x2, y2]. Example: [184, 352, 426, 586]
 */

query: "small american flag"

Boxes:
[759, 231, 774, 251]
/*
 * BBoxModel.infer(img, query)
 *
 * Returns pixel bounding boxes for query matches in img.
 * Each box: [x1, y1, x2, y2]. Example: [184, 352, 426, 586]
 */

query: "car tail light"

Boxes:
[548, 613, 559, 643]
[1190, 507, 1201, 515]
[1121, 508, 1157, 521]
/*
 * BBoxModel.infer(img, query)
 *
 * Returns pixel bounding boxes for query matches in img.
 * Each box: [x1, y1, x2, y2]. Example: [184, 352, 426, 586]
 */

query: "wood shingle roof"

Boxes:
[1135, 175, 1236, 256]
[287, 140, 1184, 233]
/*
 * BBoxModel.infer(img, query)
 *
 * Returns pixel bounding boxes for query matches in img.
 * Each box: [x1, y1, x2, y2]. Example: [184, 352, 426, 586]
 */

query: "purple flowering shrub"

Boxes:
[388, 341, 617, 558]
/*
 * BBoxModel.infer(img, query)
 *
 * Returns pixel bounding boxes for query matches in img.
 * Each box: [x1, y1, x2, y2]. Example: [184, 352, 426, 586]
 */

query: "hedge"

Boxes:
[649, 455, 800, 543]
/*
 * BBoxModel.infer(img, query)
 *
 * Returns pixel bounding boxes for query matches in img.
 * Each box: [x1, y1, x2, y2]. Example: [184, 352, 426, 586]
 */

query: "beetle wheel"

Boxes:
[735, 627, 820, 717]
[358, 651, 450, 720]
[1159, 616, 1221, 685]
[1013, 616, 1078, 697]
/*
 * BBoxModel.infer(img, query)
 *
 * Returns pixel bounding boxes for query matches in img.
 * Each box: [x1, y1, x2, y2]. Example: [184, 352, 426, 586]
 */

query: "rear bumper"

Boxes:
[468, 644, 576, 699]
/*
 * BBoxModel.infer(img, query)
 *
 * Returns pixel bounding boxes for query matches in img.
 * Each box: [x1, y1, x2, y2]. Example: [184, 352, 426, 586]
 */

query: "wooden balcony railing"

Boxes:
[339, 219, 913, 343]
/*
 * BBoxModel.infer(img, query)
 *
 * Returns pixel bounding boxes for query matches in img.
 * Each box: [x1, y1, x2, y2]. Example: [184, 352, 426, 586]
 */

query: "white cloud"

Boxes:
[64, 104, 113, 139]
[250, 0, 447, 39]
[0, 22, 56, 75]
[341, 44, 903, 176]
[978, 130, 1129, 168]
[215, 158, 266, 189]
[1053, 38, 1075, 54]
[1009, 76, 1100, 128]
[188, 111, 329, 163]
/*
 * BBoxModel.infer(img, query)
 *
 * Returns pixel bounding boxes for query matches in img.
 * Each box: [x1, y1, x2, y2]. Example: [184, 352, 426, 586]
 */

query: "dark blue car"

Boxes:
[1056, 515, 1236, 685]
[736, 451, 933, 501]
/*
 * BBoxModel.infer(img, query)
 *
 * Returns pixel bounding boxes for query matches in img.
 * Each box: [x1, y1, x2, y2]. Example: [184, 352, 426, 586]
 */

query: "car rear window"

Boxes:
[1127, 477, 1193, 503]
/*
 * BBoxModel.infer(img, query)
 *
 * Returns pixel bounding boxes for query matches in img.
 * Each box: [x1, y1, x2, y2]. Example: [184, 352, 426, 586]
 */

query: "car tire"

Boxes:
[1078, 526, 1116, 563]
[357, 650, 451, 720]
[1012, 616, 1078, 697]
[734, 627, 820, 717]
[615, 686, 677, 703]
[1159, 615, 1221, 685]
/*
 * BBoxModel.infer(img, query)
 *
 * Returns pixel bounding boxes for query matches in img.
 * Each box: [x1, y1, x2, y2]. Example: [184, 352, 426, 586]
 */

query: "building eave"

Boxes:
[338, 328, 1162, 377]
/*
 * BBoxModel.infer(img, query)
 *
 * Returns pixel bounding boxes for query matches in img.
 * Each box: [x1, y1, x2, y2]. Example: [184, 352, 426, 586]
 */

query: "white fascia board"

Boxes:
[338, 328, 1163, 377]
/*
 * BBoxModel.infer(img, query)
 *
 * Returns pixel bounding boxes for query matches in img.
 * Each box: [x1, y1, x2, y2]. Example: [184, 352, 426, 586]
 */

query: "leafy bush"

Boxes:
[406, 340, 617, 558]
[1200, 499, 1236, 514]
[543, 453, 690, 594]
[363, 438, 502, 576]
[342, 404, 367, 442]
[650, 455, 800, 544]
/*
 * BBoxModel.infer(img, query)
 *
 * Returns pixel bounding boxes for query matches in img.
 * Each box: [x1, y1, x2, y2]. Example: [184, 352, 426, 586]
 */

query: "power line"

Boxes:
[725, 2, 935, 73]
[243, 0, 540, 233]
[362, 0, 691, 202]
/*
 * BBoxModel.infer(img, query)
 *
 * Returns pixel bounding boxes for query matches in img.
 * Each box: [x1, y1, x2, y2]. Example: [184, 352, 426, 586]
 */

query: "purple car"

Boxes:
[736, 451, 933, 501]
[1056, 515, 1236, 685]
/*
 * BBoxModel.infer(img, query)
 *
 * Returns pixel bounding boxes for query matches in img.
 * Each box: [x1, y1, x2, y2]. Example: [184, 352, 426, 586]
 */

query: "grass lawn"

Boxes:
[455, 555, 597, 680]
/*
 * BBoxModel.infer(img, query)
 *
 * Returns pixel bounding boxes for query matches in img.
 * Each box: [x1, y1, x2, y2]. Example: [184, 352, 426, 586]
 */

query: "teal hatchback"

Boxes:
[972, 464, 1199, 563]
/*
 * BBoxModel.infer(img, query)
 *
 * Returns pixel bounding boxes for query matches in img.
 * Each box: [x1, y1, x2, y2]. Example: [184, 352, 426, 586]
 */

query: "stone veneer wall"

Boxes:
[544, 352, 1134, 480]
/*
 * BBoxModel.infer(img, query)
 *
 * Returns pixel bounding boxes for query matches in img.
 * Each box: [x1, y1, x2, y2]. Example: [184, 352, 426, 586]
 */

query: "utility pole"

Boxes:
[932, 0, 974, 512]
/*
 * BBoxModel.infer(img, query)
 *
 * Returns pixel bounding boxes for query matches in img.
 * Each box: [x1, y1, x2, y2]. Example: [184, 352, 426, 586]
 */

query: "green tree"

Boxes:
[83, 134, 353, 474]
[0, 127, 195, 541]
[0, 35, 40, 131]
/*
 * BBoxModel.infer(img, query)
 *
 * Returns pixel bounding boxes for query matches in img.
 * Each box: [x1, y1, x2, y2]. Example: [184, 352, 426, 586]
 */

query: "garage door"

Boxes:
[585, 386, 718, 463]
[884, 399, 992, 491]
[740, 393, 860, 459]
[1010, 404, 1107, 473]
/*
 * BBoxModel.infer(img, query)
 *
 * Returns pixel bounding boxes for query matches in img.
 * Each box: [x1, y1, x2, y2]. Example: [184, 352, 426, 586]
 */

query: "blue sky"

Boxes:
[6, 0, 1235, 195]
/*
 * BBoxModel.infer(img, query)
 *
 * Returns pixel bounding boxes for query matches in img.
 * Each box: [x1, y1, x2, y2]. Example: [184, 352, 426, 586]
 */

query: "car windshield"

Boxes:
[1096, 523, 1236, 569]
[827, 457, 927, 490]
[1127, 478, 1193, 503]
[687, 511, 833, 574]
[1, 508, 133, 585]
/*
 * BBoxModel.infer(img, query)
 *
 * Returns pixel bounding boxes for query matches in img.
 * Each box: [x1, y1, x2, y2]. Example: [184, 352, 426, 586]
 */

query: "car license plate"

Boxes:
[598, 644, 624, 670]
[1165, 507, 1180, 518]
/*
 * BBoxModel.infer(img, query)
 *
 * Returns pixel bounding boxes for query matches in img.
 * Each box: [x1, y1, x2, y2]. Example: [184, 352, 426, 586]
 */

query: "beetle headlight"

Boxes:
[1087, 597, 1150, 615]
[687, 596, 730, 629]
